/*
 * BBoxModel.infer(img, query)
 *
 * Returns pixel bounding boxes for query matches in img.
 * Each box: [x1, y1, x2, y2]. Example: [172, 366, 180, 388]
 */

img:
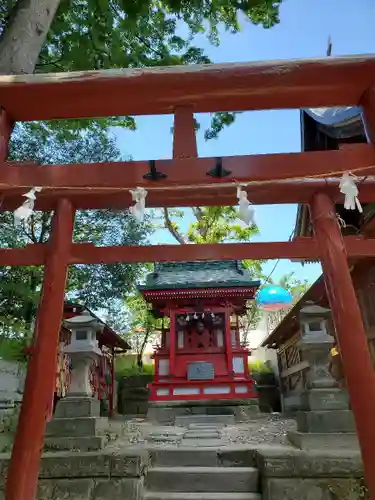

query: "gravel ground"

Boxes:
[223, 413, 296, 446]
[105, 413, 297, 450]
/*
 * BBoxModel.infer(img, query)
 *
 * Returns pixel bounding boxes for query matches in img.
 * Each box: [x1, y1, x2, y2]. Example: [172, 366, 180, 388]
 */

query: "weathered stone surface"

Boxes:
[256, 447, 363, 478]
[287, 431, 359, 451]
[36, 480, 55, 499]
[55, 397, 101, 418]
[300, 388, 350, 411]
[45, 417, 108, 437]
[146, 466, 259, 493]
[263, 477, 368, 500]
[218, 449, 257, 468]
[44, 436, 106, 452]
[184, 431, 220, 439]
[150, 448, 217, 467]
[39, 452, 111, 479]
[92, 478, 143, 500]
[175, 415, 235, 427]
[296, 410, 355, 433]
[110, 452, 148, 477]
[53, 479, 95, 499]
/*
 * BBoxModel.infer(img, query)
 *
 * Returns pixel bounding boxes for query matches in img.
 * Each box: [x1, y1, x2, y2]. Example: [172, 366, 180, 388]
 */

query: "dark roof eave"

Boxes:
[139, 280, 261, 292]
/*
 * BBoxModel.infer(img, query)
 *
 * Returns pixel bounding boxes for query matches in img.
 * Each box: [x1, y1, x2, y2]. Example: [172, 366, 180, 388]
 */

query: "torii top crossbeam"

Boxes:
[0, 55, 375, 121]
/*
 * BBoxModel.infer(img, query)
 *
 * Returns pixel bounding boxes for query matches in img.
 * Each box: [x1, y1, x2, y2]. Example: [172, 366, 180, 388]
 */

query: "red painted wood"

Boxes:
[361, 87, 375, 142]
[225, 309, 233, 376]
[0, 145, 373, 190]
[0, 109, 12, 162]
[4, 175, 375, 212]
[69, 237, 375, 264]
[310, 192, 375, 499]
[0, 55, 374, 121]
[173, 106, 198, 159]
[5, 199, 75, 500]
[1, 237, 375, 268]
[169, 310, 176, 376]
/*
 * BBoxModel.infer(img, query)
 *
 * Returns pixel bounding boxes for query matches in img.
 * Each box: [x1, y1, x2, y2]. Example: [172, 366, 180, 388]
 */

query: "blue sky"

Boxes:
[114, 0, 375, 284]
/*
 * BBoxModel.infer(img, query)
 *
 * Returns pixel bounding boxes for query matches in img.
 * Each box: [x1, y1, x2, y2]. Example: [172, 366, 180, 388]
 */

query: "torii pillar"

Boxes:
[310, 192, 375, 498]
[5, 198, 75, 500]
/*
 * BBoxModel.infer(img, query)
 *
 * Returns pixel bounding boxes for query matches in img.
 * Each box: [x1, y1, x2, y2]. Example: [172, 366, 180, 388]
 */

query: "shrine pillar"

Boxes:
[224, 309, 233, 375]
[6, 198, 75, 500]
[310, 192, 375, 497]
[169, 310, 176, 376]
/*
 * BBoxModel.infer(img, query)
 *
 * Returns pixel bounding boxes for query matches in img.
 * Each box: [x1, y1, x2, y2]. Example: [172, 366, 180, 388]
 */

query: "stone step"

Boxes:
[181, 439, 224, 447]
[44, 435, 106, 451]
[144, 492, 261, 500]
[288, 431, 360, 451]
[296, 410, 355, 434]
[146, 467, 259, 493]
[150, 449, 218, 467]
[175, 415, 235, 427]
[188, 424, 222, 430]
[149, 448, 257, 468]
[184, 431, 221, 439]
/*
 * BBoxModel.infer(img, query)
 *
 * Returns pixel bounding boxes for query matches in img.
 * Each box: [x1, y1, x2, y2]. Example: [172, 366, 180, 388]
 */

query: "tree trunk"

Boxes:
[0, 0, 61, 75]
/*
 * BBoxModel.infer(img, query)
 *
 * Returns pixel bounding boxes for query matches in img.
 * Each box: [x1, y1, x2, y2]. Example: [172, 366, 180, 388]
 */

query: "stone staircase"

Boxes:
[144, 416, 261, 500]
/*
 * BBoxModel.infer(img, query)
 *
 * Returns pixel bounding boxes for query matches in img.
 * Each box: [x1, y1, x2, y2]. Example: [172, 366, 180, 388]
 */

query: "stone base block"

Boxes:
[287, 431, 359, 451]
[300, 388, 350, 411]
[262, 477, 366, 500]
[297, 410, 355, 433]
[45, 416, 108, 437]
[44, 435, 107, 451]
[54, 397, 101, 418]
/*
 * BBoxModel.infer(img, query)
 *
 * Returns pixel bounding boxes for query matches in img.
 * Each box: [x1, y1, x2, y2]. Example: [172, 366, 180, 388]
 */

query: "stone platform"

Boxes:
[148, 399, 259, 425]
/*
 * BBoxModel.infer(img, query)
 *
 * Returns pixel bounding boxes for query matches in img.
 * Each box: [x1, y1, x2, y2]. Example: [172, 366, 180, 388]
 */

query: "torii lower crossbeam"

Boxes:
[1, 237, 375, 266]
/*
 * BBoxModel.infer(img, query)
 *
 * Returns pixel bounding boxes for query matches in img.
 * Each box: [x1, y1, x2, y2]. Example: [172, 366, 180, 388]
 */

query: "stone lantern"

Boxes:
[287, 303, 356, 450]
[63, 314, 103, 397]
[298, 303, 335, 389]
[45, 314, 107, 451]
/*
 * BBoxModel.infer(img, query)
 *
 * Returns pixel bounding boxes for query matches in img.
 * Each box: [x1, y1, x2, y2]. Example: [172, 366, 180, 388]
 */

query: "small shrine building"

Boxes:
[139, 260, 260, 402]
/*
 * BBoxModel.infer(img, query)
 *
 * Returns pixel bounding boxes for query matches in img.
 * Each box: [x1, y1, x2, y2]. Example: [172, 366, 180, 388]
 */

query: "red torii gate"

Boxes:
[1, 55, 375, 499]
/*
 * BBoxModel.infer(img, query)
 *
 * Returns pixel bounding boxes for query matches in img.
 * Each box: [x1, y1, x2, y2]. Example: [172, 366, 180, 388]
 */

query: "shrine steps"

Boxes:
[144, 493, 261, 500]
[146, 465, 259, 492]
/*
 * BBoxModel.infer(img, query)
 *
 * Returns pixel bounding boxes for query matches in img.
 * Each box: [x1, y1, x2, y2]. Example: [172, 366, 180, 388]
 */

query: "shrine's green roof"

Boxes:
[139, 260, 260, 291]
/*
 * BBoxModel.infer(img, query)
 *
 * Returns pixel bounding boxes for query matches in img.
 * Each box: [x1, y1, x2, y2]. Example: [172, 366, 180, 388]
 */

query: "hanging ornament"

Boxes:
[186, 314, 190, 321]
[14, 187, 42, 224]
[236, 186, 255, 226]
[201, 312, 205, 319]
[339, 173, 363, 213]
[211, 312, 215, 319]
[257, 286, 293, 312]
[129, 187, 148, 222]
[193, 312, 198, 320]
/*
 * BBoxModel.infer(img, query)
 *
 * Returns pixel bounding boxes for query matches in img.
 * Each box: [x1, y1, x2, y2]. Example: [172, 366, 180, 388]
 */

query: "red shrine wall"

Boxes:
[149, 306, 256, 402]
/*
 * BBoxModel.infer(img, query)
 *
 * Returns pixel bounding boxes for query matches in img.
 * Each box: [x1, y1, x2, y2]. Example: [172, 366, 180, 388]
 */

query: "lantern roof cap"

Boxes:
[300, 303, 331, 315]
[139, 260, 260, 292]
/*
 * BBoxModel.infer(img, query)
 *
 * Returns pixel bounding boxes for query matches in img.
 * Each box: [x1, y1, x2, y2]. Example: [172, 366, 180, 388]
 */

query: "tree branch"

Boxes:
[163, 207, 187, 244]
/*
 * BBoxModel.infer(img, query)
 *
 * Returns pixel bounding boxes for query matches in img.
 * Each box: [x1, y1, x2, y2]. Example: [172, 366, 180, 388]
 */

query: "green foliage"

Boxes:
[0, 124, 151, 329]
[248, 359, 273, 373]
[123, 293, 162, 365]
[0, 0, 282, 139]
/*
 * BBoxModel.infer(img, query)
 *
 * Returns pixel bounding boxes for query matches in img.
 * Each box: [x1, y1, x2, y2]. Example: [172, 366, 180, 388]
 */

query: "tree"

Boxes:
[0, 0, 282, 138]
[0, 124, 151, 332]
[123, 293, 162, 369]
